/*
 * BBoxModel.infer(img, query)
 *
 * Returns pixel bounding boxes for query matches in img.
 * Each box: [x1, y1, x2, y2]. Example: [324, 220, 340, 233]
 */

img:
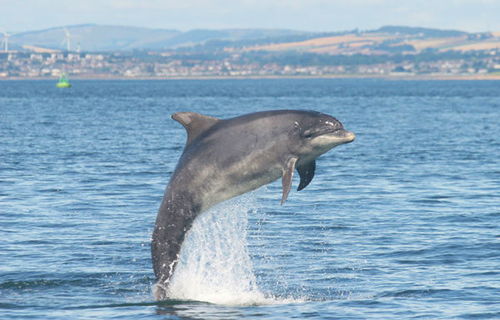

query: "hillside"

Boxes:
[10, 25, 180, 51]
[6, 24, 499, 54]
[8, 24, 309, 52]
[243, 27, 500, 55]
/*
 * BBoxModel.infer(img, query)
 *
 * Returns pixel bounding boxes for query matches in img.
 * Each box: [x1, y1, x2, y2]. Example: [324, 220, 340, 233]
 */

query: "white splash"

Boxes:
[166, 194, 274, 305]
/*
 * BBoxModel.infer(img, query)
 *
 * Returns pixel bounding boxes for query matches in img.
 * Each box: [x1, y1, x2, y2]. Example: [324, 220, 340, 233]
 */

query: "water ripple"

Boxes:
[1, 79, 499, 319]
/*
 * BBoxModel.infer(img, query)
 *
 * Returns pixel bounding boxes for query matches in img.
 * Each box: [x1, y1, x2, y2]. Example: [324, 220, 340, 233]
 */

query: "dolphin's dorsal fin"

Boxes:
[172, 112, 220, 145]
[296, 160, 316, 191]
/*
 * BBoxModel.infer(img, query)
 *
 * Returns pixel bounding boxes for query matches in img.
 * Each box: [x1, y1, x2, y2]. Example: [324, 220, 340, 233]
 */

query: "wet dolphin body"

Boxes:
[152, 110, 355, 299]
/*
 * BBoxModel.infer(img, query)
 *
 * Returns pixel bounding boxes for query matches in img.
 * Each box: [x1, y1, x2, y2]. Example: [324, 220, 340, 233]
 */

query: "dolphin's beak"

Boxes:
[311, 128, 356, 147]
[343, 130, 356, 143]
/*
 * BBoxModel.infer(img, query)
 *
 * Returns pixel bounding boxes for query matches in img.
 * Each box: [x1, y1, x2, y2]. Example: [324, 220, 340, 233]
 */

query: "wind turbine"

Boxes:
[1, 30, 11, 52]
[62, 27, 71, 51]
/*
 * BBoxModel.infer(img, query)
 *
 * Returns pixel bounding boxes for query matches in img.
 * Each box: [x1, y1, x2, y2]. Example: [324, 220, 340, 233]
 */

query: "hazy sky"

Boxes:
[1, 0, 499, 33]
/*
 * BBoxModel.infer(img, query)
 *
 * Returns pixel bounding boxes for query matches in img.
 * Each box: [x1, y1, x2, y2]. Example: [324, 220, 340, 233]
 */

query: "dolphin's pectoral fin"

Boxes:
[172, 112, 220, 145]
[296, 160, 316, 191]
[281, 157, 298, 205]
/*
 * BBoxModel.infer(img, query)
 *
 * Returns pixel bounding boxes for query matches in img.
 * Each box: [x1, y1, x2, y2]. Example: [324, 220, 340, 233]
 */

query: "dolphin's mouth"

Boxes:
[329, 129, 356, 143]
[304, 127, 356, 143]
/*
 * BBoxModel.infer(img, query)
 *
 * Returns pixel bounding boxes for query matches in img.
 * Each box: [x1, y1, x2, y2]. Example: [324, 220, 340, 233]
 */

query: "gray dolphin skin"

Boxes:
[151, 110, 355, 299]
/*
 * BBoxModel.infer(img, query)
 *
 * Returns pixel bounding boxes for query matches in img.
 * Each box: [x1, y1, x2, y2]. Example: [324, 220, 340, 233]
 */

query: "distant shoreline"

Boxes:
[1, 74, 500, 81]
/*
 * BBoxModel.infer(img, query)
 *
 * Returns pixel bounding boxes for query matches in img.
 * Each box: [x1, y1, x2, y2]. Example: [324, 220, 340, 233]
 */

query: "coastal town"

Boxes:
[1, 49, 499, 79]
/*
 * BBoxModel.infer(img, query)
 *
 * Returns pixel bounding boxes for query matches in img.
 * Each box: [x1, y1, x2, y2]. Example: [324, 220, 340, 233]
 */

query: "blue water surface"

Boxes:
[0, 79, 499, 319]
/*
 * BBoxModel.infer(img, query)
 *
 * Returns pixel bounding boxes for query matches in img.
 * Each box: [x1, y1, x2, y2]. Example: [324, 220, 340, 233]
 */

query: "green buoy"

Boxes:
[56, 73, 72, 88]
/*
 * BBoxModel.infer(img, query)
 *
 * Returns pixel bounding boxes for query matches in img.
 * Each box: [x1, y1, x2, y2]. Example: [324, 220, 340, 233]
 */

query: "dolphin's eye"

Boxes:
[302, 130, 314, 138]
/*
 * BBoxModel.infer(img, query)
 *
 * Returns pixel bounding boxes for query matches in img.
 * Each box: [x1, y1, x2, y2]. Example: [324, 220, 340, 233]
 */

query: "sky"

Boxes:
[1, 0, 499, 33]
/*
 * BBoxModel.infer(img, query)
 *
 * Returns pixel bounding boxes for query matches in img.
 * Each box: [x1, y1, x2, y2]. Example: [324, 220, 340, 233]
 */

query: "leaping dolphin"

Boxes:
[151, 110, 355, 299]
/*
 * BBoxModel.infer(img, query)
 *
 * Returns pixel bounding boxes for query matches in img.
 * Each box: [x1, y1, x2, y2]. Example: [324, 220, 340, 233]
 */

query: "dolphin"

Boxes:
[151, 110, 355, 299]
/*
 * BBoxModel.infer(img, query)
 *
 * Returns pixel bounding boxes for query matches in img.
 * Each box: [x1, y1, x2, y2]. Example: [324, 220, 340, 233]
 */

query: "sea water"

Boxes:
[0, 79, 499, 319]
